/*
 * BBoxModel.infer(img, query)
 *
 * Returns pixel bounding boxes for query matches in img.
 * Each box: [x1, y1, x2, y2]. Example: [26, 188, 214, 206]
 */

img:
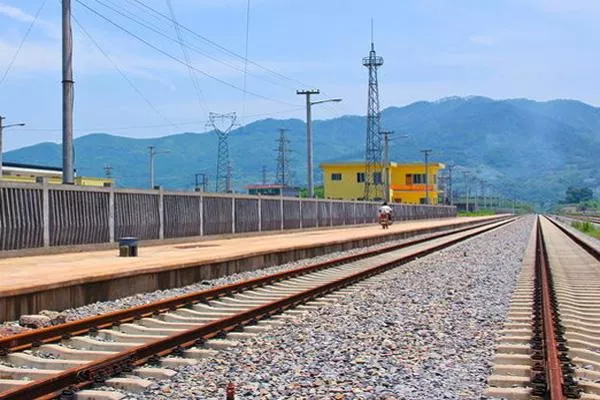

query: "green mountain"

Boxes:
[4, 96, 600, 206]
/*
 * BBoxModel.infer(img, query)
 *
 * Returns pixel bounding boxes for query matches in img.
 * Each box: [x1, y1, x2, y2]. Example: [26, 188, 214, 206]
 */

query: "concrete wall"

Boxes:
[0, 181, 457, 251]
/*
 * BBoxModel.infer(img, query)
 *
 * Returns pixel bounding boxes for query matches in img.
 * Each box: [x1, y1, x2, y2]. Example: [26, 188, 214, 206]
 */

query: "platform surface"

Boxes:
[0, 216, 499, 297]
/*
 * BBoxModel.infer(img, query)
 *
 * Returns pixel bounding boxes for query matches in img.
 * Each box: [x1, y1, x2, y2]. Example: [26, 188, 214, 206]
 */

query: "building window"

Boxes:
[373, 172, 382, 184]
[356, 172, 365, 183]
[331, 173, 342, 181]
[410, 174, 427, 184]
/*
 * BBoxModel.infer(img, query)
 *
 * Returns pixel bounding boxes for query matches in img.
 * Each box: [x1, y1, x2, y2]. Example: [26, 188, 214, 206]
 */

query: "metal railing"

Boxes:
[0, 181, 457, 251]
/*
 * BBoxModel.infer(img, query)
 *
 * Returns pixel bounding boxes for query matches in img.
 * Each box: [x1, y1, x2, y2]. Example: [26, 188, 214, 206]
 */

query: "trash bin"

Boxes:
[118, 237, 138, 257]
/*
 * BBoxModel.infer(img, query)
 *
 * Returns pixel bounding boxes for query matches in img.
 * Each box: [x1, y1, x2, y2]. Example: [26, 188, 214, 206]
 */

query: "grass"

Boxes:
[571, 221, 600, 239]
[458, 209, 496, 217]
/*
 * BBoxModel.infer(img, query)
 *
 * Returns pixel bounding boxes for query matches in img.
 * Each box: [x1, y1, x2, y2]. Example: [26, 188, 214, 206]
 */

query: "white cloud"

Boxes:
[0, 3, 34, 23]
[0, 2, 59, 38]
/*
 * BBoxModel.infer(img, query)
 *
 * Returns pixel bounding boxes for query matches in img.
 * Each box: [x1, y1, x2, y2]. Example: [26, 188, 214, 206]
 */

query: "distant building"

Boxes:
[1, 162, 114, 187]
[245, 184, 300, 197]
[320, 161, 445, 204]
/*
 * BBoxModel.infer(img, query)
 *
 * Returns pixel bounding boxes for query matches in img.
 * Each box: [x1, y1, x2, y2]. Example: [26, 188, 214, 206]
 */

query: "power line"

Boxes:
[165, 0, 205, 108]
[128, 0, 313, 88]
[241, 0, 251, 128]
[19, 107, 305, 133]
[72, 14, 181, 130]
[76, 0, 300, 107]
[91, 0, 350, 126]
[88, 0, 302, 94]
[0, 0, 48, 87]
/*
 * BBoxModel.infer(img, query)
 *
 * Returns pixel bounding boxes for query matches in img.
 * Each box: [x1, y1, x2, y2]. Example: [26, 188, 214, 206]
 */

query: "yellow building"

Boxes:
[320, 161, 445, 204]
[1, 162, 114, 187]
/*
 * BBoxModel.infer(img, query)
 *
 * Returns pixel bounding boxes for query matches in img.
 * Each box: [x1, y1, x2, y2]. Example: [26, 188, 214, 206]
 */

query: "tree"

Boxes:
[565, 186, 594, 204]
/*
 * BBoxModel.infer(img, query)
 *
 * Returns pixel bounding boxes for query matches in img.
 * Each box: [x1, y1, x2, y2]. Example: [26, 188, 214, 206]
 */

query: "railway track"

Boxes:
[485, 215, 600, 400]
[566, 215, 600, 226]
[0, 217, 513, 400]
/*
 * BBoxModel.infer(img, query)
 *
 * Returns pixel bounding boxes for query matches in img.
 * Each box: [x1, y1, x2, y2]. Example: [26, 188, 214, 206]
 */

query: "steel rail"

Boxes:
[536, 218, 565, 399]
[0, 217, 515, 400]
[0, 217, 510, 355]
[546, 215, 600, 262]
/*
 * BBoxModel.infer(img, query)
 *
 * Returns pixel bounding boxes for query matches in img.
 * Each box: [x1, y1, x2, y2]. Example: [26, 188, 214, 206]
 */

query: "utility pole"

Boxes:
[474, 178, 480, 210]
[463, 171, 470, 212]
[481, 179, 486, 209]
[447, 164, 454, 205]
[261, 165, 267, 185]
[380, 130, 393, 203]
[62, 0, 74, 184]
[0, 115, 25, 179]
[421, 149, 432, 204]
[296, 89, 319, 198]
[195, 173, 207, 192]
[148, 146, 169, 189]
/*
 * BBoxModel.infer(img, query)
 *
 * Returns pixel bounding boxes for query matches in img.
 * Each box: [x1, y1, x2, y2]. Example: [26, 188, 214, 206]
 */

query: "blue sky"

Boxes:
[1, 0, 599, 150]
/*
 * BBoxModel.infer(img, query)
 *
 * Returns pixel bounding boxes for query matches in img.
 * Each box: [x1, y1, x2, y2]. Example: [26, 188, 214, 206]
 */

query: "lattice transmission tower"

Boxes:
[207, 112, 237, 192]
[275, 128, 291, 186]
[362, 23, 384, 200]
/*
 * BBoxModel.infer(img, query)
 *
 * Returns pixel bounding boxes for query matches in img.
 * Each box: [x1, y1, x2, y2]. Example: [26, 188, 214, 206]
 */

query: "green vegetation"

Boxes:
[571, 221, 600, 239]
[458, 209, 496, 217]
[562, 187, 594, 204]
[5, 96, 600, 207]
[298, 185, 324, 198]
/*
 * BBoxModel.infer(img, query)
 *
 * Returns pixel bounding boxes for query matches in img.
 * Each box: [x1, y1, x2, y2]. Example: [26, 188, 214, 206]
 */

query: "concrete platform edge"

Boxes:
[0, 217, 504, 321]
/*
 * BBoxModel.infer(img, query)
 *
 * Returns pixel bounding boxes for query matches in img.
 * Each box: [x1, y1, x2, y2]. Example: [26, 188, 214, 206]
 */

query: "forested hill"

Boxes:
[5, 96, 599, 206]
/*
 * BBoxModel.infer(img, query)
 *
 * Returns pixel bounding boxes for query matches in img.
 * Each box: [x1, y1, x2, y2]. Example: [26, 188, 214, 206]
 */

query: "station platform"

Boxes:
[0, 216, 502, 321]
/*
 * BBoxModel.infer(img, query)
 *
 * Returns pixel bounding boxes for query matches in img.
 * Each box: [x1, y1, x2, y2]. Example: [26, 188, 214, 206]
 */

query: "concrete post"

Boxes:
[37, 177, 50, 247]
[280, 195, 284, 231]
[299, 199, 302, 229]
[232, 196, 236, 234]
[258, 196, 262, 232]
[108, 187, 115, 243]
[329, 201, 333, 227]
[199, 195, 204, 236]
[158, 188, 164, 240]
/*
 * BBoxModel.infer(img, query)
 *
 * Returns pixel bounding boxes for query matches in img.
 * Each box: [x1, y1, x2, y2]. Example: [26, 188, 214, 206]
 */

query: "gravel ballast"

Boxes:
[105, 216, 533, 400]
[58, 228, 467, 322]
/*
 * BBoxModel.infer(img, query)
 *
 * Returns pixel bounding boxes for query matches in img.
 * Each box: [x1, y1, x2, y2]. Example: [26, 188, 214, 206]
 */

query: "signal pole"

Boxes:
[420, 149, 432, 204]
[380, 130, 393, 203]
[62, 0, 74, 184]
